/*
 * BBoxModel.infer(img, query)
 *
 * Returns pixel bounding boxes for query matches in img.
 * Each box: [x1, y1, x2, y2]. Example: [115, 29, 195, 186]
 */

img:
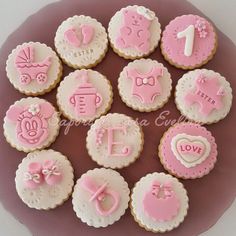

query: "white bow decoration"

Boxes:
[24, 172, 40, 183]
[42, 165, 61, 180]
[137, 6, 155, 21]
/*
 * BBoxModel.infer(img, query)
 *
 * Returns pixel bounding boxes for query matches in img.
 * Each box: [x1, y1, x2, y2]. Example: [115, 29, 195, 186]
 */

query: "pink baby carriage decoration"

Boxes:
[15, 46, 51, 85]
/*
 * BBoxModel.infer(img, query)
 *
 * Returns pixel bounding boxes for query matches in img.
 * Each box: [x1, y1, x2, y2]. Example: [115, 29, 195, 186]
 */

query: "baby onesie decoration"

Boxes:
[118, 59, 172, 112]
[126, 66, 163, 104]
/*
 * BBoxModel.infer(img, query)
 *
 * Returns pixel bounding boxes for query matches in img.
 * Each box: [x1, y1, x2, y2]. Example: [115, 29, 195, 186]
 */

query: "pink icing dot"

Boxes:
[161, 15, 216, 67]
[159, 123, 217, 179]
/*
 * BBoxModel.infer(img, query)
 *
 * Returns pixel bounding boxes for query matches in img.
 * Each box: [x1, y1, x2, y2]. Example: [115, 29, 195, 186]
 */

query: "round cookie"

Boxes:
[161, 14, 217, 69]
[118, 58, 172, 112]
[55, 15, 108, 69]
[15, 149, 74, 210]
[175, 69, 232, 124]
[6, 42, 62, 95]
[3, 97, 60, 152]
[130, 172, 189, 233]
[158, 122, 218, 179]
[108, 5, 161, 59]
[72, 168, 130, 227]
[57, 69, 113, 123]
[86, 113, 144, 169]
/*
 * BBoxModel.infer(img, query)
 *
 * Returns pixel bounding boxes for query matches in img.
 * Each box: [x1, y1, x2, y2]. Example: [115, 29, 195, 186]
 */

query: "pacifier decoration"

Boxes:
[171, 133, 211, 168]
[184, 74, 225, 116]
[64, 24, 94, 48]
[69, 70, 103, 117]
[81, 176, 120, 216]
[6, 103, 54, 146]
[15, 46, 51, 85]
[24, 160, 62, 189]
[95, 126, 132, 157]
[143, 181, 180, 222]
[136, 6, 155, 21]
[126, 66, 163, 104]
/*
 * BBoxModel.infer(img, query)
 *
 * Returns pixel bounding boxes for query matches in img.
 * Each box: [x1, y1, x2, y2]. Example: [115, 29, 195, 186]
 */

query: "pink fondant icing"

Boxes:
[64, 25, 94, 48]
[161, 15, 216, 67]
[143, 181, 180, 222]
[15, 46, 51, 85]
[126, 66, 163, 104]
[96, 126, 132, 157]
[81, 176, 120, 216]
[42, 160, 62, 185]
[6, 103, 54, 147]
[116, 8, 151, 53]
[23, 162, 43, 189]
[160, 123, 217, 179]
[184, 74, 224, 116]
[69, 70, 103, 117]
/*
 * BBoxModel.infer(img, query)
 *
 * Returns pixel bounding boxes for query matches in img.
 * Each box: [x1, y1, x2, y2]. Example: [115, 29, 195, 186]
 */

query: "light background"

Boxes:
[0, 0, 235, 235]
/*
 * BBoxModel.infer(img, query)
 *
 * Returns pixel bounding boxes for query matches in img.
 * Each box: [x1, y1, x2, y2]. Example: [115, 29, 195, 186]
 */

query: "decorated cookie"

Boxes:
[3, 97, 60, 152]
[72, 168, 130, 227]
[108, 5, 161, 59]
[161, 15, 217, 69]
[131, 172, 188, 233]
[86, 113, 144, 169]
[15, 149, 74, 210]
[118, 58, 172, 112]
[158, 122, 218, 179]
[57, 69, 113, 122]
[6, 42, 62, 95]
[175, 69, 232, 124]
[55, 15, 108, 69]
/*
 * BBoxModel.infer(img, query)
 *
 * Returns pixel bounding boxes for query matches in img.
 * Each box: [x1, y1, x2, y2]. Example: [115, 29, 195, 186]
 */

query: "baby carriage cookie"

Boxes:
[6, 42, 62, 95]
[3, 97, 60, 152]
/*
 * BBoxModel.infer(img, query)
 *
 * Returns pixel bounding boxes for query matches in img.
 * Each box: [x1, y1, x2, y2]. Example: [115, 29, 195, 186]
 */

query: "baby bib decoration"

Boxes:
[131, 172, 189, 232]
[143, 181, 180, 222]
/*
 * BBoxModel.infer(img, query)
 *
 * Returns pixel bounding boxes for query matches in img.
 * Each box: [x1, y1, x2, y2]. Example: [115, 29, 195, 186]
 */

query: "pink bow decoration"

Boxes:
[136, 76, 155, 86]
[151, 181, 173, 199]
[42, 165, 61, 180]
[24, 172, 41, 184]
[81, 176, 120, 216]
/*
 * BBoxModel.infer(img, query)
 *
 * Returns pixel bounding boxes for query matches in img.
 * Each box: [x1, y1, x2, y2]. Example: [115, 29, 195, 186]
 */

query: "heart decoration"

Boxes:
[171, 133, 211, 168]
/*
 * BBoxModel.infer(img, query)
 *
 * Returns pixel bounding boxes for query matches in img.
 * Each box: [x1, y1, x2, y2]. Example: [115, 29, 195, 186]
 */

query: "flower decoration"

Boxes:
[195, 19, 208, 38]
[95, 128, 106, 146]
[28, 104, 40, 115]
